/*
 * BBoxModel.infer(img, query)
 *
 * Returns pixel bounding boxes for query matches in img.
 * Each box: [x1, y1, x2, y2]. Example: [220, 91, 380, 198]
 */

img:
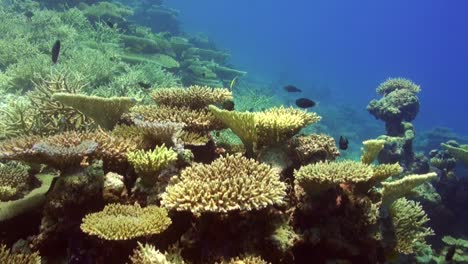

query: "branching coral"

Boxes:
[129, 242, 185, 264]
[128, 105, 225, 133]
[361, 139, 385, 165]
[151, 86, 233, 110]
[0, 244, 41, 264]
[127, 145, 178, 187]
[376, 78, 421, 96]
[288, 134, 339, 165]
[80, 203, 172, 240]
[209, 105, 321, 156]
[388, 198, 434, 254]
[0, 162, 31, 201]
[132, 118, 184, 147]
[161, 154, 286, 214]
[217, 255, 270, 264]
[0, 96, 38, 139]
[381, 172, 437, 206]
[52, 93, 136, 130]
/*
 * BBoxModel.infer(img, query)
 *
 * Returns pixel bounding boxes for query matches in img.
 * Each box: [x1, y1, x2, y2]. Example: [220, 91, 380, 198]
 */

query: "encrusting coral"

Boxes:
[161, 154, 286, 214]
[151, 86, 233, 109]
[209, 105, 320, 157]
[80, 203, 172, 240]
[127, 145, 178, 187]
[388, 198, 434, 254]
[0, 244, 41, 264]
[52, 93, 136, 130]
[361, 139, 386, 164]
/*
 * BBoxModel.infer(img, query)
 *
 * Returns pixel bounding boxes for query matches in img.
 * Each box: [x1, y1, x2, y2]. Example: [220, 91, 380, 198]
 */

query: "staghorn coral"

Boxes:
[161, 154, 286, 214]
[128, 105, 225, 133]
[388, 198, 434, 254]
[209, 105, 321, 157]
[441, 141, 468, 165]
[52, 93, 136, 130]
[288, 134, 339, 165]
[381, 172, 437, 206]
[0, 96, 38, 139]
[0, 162, 31, 201]
[151, 86, 233, 110]
[0, 244, 41, 264]
[361, 139, 386, 165]
[80, 203, 172, 240]
[127, 145, 178, 187]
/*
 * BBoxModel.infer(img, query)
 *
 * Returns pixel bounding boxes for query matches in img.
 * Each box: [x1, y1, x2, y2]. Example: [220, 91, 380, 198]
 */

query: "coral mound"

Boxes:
[80, 203, 172, 240]
[161, 154, 286, 214]
[289, 134, 339, 165]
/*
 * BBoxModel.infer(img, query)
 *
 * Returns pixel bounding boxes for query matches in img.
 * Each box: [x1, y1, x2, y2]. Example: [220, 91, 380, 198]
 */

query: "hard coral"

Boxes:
[0, 244, 41, 264]
[52, 93, 136, 130]
[388, 198, 434, 254]
[361, 139, 385, 165]
[381, 172, 437, 206]
[0, 162, 31, 201]
[161, 154, 286, 214]
[130, 242, 171, 264]
[376, 78, 421, 96]
[289, 134, 339, 165]
[151, 86, 233, 110]
[441, 141, 468, 165]
[80, 203, 171, 240]
[127, 145, 178, 187]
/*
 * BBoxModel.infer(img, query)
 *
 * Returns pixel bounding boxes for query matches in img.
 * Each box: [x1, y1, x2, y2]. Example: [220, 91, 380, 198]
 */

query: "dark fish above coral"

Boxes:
[51, 40, 61, 64]
[24, 10, 34, 20]
[445, 245, 456, 261]
[339, 136, 349, 150]
[137, 82, 151, 89]
[295, 98, 315, 108]
[222, 100, 235, 111]
[284, 85, 302, 93]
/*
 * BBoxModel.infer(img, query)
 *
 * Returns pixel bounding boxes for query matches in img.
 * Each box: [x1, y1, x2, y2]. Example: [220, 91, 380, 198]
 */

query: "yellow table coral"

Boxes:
[209, 105, 321, 157]
[152, 86, 233, 109]
[80, 203, 172, 240]
[161, 154, 286, 214]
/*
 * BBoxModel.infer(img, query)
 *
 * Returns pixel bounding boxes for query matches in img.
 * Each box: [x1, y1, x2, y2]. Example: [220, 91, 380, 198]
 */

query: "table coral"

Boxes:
[151, 86, 233, 110]
[289, 134, 339, 165]
[381, 172, 437, 206]
[361, 139, 386, 164]
[161, 154, 286, 214]
[441, 141, 468, 165]
[52, 93, 136, 130]
[80, 203, 172, 240]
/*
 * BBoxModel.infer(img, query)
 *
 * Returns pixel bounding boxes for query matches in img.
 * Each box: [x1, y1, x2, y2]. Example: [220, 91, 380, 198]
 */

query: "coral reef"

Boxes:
[288, 134, 339, 165]
[0, 244, 41, 264]
[161, 154, 286, 214]
[151, 86, 233, 110]
[80, 203, 171, 240]
[441, 140, 468, 165]
[361, 139, 385, 165]
[381, 172, 437, 206]
[52, 93, 136, 130]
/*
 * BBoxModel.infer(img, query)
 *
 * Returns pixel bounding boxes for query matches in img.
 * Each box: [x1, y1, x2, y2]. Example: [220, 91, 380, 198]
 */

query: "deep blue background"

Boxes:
[169, 0, 468, 135]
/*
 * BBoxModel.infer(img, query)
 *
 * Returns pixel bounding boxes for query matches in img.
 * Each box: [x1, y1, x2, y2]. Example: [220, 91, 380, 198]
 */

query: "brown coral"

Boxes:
[289, 134, 339, 165]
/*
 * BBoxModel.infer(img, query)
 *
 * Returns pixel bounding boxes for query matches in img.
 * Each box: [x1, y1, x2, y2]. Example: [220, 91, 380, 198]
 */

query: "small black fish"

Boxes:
[284, 85, 302, 93]
[222, 100, 235, 111]
[445, 245, 456, 261]
[51, 40, 61, 64]
[105, 20, 114, 28]
[248, 108, 254, 112]
[137, 82, 151, 89]
[24, 11, 34, 20]
[339, 136, 348, 150]
[295, 98, 315, 108]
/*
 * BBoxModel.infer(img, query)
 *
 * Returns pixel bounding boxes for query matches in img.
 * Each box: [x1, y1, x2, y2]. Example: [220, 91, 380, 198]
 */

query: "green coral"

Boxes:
[121, 53, 180, 69]
[388, 198, 434, 254]
[437, 236, 468, 263]
[81, 2, 133, 23]
[80, 203, 172, 240]
[52, 93, 136, 130]
[161, 154, 286, 214]
[127, 145, 178, 187]
[376, 77, 421, 96]
[441, 141, 468, 165]
[381, 172, 437, 206]
[361, 139, 385, 164]
[0, 244, 41, 264]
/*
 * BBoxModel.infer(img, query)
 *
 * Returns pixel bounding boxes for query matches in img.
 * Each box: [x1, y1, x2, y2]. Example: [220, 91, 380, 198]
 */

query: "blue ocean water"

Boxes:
[170, 0, 468, 135]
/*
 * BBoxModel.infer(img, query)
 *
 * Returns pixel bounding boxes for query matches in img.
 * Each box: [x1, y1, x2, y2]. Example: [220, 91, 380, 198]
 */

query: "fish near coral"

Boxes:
[51, 40, 61, 64]
[284, 85, 302, 93]
[295, 98, 316, 108]
[339, 136, 349, 150]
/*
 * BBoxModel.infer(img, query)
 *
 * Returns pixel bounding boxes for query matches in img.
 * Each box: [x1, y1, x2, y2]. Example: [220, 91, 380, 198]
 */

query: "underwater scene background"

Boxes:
[0, 0, 467, 263]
